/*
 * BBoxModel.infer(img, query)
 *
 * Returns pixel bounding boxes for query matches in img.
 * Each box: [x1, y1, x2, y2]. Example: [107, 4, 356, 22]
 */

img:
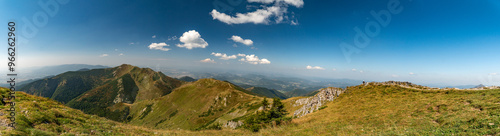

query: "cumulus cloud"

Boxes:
[99, 54, 108, 57]
[200, 58, 216, 63]
[211, 52, 270, 64]
[152, 35, 156, 38]
[148, 42, 171, 51]
[260, 59, 271, 64]
[239, 54, 271, 64]
[490, 73, 498, 76]
[409, 72, 415, 75]
[306, 65, 325, 70]
[352, 69, 357, 71]
[231, 35, 253, 46]
[332, 68, 337, 71]
[210, 0, 303, 25]
[211, 52, 237, 60]
[176, 30, 208, 49]
[119, 53, 124, 56]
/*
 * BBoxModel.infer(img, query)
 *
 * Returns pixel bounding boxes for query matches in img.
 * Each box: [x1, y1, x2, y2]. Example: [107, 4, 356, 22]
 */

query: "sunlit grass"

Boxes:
[2, 83, 499, 135]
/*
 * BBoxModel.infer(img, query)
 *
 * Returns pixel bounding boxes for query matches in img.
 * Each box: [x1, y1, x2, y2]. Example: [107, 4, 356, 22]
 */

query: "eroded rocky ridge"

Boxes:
[293, 87, 344, 117]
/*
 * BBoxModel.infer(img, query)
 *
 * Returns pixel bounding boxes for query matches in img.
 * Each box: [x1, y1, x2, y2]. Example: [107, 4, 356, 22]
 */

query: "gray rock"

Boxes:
[224, 121, 243, 129]
[293, 87, 344, 118]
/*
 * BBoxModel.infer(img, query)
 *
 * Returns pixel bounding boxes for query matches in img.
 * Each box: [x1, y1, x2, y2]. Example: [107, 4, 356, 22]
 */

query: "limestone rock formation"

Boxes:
[293, 87, 344, 118]
[224, 121, 243, 129]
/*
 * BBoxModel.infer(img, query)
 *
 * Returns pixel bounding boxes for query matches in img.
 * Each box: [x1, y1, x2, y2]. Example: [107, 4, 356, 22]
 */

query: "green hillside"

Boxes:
[16, 64, 271, 131]
[246, 87, 288, 99]
[127, 78, 265, 130]
[0, 88, 170, 135]
[21, 64, 183, 122]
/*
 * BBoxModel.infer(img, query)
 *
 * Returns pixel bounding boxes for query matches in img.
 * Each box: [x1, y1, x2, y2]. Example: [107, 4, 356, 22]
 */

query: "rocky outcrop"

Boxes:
[293, 87, 344, 118]
[224, 121, 243, 129]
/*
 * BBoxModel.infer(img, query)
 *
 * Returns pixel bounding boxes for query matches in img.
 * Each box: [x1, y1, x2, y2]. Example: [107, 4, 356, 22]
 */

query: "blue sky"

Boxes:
[1, 0, 500, 86]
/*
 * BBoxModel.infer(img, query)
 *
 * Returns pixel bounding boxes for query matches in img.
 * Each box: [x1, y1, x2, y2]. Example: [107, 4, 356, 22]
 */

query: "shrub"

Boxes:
[243, 98, 291, 132]
[206, 123, 222, 130]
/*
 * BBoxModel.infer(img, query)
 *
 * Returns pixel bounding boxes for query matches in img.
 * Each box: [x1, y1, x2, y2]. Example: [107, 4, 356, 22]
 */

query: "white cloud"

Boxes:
[230, 35, 253, 46]
[152, 35, 156, 38]
[200, 58, 216, 63]
[210, 0, 303, 25]
[359, 70, 364, 73]
[392, 75, 399, 78]
[260, 59, 271, 64]
[490, 73, 498, 76]
[119, 53, 124, 56]
[306, 65, 325, 70]
[211, 52, 237, 60]
[352, 69, 357, 71]
[210, 7, 279, 25]
[239, 54, 271, 64]
[332, 68, 337, 71]
[129, 42, 135, 45]
[99, 54, 108, 57]
[211, 52, 270, 64]
[409, 72, 415, 75]
[148, 42, 171, 51]
[176, 30, 208, 49]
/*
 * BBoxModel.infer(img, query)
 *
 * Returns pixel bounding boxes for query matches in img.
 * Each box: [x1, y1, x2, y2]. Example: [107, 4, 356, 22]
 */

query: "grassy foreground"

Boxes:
[266, 84, 500, 135]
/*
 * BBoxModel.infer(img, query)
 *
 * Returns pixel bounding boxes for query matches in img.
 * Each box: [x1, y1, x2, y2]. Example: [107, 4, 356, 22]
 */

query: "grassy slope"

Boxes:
[127, 78, 265, 130]
[259, 84, 500, 135]
[0, 88, 172, 136]
[20, 68, 114, 103]
[22, 64, 184, 122]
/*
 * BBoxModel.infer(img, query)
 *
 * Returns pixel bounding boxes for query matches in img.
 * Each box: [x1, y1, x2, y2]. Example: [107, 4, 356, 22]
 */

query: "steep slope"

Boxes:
[0, 88, 172, 135]
[246, 87, 288, 99]
[126, 78, 265, 130]
[21, 64, 183, 122]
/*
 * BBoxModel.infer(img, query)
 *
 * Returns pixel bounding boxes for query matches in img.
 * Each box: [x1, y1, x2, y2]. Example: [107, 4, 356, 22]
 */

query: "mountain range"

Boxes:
[1, 64, 498, 135]
[17, 64, 273, 130]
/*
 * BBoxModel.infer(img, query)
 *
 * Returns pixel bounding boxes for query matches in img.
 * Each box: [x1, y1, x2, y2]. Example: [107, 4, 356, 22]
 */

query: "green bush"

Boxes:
[206, 123, 222, 130]
[243, 98, 291, 132]
[318, 106, 327, 110]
